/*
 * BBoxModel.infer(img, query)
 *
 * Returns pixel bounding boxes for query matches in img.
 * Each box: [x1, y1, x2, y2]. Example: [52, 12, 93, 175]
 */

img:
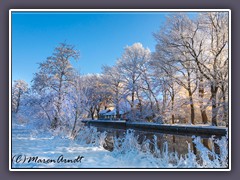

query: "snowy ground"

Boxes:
[12, 124, 119, 168]
[11, 124, 156, 168]
[11, 120, 229, 169]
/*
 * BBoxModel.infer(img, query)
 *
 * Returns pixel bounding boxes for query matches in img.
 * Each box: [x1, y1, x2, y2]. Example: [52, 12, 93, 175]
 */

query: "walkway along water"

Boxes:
[81, 120, 228, 136]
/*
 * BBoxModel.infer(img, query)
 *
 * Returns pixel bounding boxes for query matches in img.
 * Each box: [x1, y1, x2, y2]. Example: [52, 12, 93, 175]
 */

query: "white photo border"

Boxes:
[9, 9, 231, 171]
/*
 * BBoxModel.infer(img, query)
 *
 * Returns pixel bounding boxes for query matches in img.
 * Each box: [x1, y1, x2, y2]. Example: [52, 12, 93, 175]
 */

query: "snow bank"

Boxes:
[12, 121, 228, 168]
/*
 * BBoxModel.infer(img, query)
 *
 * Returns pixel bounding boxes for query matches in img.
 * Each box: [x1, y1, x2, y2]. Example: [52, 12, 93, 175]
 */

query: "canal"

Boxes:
[90, 125, 224, 159]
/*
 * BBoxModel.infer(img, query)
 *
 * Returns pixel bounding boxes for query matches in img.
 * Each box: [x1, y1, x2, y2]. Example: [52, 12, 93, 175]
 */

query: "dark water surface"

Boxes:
[92, 125, 223, 157]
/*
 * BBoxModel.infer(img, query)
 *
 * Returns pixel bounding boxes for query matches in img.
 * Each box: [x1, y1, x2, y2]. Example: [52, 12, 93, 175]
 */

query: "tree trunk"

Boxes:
[51, 117, 58, 129]
[145, 79, 160, 113]
[221, 84, 228, 127]
[187, 71, 195, 124]
[211, 84, 218, 126]
[149, 98, 155, 118]
[199, 77, 208, 124]
[71, 109, 78, 138]
[131, 78, 136, 109]
[171, 93, 175, 124]
[154, 99, 160, 114]
[188, 90, 195, 124]
[15, 92, 21, 113]
[131, 91, 135, 109]
[91, 112, 94, 120]
[116, 97, 120, 119]
[201, 109, 208, 124]
[136, 90, 143, 118]
[54, 73, 63, 128]
[162, 90, 167, 117]
[96, 106, 100, 119]
[90, 107, 95, 120]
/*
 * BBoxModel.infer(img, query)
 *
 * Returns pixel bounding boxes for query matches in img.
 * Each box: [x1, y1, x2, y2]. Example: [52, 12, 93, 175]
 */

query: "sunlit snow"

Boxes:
[12, 121, 228, 169]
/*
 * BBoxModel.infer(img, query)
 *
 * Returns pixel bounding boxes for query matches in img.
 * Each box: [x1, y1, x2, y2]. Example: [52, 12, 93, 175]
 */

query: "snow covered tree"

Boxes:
[63, 73, 86, 138]
[196, 12, 229, 126]
[136, 57, 162, 122]
[153, 14, 199, 124]
[102, 65, 124, 119]
[117, 43, 151, 112]
[32, 43, 79, 129]
[149, 58, 178, 124]
[12, 80, 28, 113]
[80, 74, 112, 120]
[152, 12, 228, 126]
[24, 89, 56, 126]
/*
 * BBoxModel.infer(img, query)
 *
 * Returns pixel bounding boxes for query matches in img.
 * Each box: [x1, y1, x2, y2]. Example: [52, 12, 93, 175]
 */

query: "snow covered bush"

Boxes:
[75, 126, 107, 147]
[12, 79, 28, 113]
[74, 126, 228, 168]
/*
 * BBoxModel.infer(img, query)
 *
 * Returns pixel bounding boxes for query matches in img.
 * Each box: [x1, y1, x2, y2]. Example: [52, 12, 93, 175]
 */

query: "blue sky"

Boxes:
[11, 11, 181, 84]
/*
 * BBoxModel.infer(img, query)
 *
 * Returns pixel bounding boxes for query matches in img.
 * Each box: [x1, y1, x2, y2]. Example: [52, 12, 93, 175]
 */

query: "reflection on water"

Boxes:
[95, 127, 223, 157]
